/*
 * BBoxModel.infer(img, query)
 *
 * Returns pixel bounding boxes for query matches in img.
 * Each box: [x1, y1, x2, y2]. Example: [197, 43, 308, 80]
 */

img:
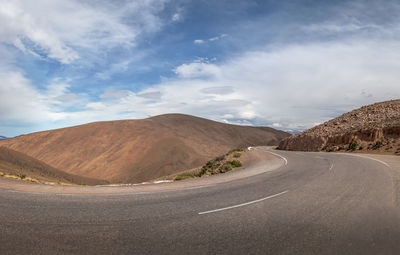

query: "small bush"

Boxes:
[233, 152, 241, 158]
[348, 140, 358, 151]
[338, 146, 344, 151]
[19, 174, 26, 180]
[325, 146, 334, 152]
[372, 141, 383, 150]
[228, 148, 244, 154]
[174, 173, 195, 181]
[219, 164, 232, 173]
[196, 166, 208, 177]
[226, 160, 242, 168]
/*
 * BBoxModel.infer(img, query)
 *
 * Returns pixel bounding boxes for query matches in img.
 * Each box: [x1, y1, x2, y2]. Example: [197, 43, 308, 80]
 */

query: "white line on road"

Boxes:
[329, 163, 334, 171]
[342, 154, 391, 168]
[198, 190, 289, 215]
[266, 151, 288, 165]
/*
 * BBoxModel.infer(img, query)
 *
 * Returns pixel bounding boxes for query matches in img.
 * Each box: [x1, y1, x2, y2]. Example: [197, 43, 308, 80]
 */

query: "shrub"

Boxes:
[219, 164, 232, 173]
[348, 140, 358, 151]
[233, 152, 241, 158]
[372, 141, 383, 150]
[19, 174, 26, 180]
[226, 160, 242, 168]
[228, 148, 244, 154]
[174, 173, 195, 181]
[196, 166, 208, 177]
[324, 146, 334, 152]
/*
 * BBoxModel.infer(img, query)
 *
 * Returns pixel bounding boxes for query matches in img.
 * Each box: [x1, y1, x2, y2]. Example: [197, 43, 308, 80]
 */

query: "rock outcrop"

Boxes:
[279, 100, 400, 154]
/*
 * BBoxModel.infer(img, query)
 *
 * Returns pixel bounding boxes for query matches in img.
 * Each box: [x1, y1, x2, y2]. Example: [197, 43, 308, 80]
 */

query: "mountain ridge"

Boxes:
[0, 114, 289, 183]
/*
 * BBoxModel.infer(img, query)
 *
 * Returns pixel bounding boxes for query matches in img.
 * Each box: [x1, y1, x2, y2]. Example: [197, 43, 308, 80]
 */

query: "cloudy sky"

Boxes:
[1, 0, 400, 137]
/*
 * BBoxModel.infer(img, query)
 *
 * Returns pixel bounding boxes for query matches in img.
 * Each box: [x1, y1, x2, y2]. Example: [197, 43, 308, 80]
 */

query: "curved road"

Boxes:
[1, 147, 400, 254]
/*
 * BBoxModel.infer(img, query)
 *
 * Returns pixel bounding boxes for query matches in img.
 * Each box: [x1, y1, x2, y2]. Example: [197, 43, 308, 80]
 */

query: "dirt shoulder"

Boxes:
[0, 147, 283, 194]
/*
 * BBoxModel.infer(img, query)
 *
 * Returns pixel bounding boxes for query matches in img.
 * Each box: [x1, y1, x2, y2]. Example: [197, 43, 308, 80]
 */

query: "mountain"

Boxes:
[279, 100, 400, 154]
[0, 147, 107, 185]
[0, 114, 289, 183]
[0, 136, 8, 140]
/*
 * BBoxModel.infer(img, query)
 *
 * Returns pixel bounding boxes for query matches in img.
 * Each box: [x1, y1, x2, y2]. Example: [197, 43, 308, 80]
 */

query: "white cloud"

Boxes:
[0, 71, 64, 123]
[171, 7, 183, 22]
[3, 0, 400, 136]
[0, 0, 166, 64]
[174, 60, 221, 78]
[99, 39, 400, 132]
[4, 37, 400, 135]
[194, 34, 227, 45]
[5, 38, 400, 134]
[86, 102, 106, 110]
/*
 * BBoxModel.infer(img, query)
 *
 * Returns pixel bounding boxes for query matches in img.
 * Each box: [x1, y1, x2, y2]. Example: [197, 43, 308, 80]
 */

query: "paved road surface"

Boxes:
[1, 147, 400, 254]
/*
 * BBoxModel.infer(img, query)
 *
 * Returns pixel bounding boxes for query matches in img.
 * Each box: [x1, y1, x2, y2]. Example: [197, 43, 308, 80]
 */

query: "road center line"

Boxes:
[266, 151, 288, 165]
[198, 190, 289, 215]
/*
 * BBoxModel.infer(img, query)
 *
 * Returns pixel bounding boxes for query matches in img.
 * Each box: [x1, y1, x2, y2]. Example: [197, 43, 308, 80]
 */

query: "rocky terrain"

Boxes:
[279, 100, 400, 154]
[0, 114, 289, 184]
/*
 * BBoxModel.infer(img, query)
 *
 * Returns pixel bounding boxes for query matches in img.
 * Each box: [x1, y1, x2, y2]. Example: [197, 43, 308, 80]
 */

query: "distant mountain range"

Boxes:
[0, 114, 289, 184]
[0, 136, 8, 141]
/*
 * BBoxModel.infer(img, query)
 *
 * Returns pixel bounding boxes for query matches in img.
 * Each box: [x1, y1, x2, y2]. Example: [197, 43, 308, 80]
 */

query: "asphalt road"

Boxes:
[1, 147, 400, 254]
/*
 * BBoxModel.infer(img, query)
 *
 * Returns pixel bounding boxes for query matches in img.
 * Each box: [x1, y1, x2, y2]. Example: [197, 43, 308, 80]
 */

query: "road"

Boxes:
[1, 147, 400, 254]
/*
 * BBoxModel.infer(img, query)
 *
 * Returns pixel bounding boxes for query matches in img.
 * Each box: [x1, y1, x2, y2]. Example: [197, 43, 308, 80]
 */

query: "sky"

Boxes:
[1, 0, 400, 137]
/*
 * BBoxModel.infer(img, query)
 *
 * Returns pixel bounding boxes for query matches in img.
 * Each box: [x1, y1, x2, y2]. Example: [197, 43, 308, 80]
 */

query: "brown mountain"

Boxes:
[279, 99, 400, 154]
[0, 114, 289, 184]
[0, 147, 107, 185]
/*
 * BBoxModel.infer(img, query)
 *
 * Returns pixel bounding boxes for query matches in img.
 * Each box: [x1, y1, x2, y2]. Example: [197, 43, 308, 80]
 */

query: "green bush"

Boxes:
[226, 160, 242, 168]
[348, 140, 358, 151]
[19, 174, 26, 180]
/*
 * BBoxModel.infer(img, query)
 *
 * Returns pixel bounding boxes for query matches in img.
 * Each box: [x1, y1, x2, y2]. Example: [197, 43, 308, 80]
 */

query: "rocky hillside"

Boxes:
[0, 114, 289, 184]
[279, 100, 400, 154]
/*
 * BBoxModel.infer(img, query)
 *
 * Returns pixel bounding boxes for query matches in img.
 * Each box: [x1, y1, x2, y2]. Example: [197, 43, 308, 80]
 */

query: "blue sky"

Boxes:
[1, 0, 400, 137]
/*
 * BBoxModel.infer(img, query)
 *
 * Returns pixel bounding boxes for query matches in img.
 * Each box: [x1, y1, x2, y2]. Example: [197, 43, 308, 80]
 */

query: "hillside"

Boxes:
[0, 114, 289, 183]
[279, 100, 400, 154]
[0, 147, 107, 185]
